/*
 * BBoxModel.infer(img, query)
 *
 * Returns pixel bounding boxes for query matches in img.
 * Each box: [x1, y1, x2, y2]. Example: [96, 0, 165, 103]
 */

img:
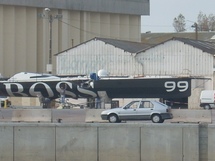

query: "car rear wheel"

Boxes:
[151, 114, 162, 123]
[108, 114, 119, 123]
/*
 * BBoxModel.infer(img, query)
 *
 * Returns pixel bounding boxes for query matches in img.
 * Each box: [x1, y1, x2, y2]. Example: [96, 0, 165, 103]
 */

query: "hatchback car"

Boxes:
[101, 100, 173, 123]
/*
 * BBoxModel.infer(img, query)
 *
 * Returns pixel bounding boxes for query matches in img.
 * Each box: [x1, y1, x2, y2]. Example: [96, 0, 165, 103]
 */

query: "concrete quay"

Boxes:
[0, 108, 214, 161]
[0, 123, 214, 161]
[0, 109, 215, 161]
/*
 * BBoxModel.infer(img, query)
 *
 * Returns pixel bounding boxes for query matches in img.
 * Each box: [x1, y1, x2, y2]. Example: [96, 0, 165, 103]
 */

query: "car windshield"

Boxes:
[124, 101, 139, 109]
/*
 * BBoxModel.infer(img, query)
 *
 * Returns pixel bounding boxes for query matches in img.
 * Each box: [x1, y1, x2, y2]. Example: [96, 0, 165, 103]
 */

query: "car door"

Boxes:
[136, 101, 154, 120]
[118, 101, 140, 120]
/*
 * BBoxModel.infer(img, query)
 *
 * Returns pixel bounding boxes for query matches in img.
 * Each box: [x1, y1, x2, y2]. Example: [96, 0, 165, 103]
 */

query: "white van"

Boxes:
[200, 90, 215, 109]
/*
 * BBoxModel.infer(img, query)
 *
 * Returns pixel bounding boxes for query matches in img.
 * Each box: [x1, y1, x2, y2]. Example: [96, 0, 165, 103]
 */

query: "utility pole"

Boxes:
[192, 23, 198, 40]
[38, 8, 62, 74]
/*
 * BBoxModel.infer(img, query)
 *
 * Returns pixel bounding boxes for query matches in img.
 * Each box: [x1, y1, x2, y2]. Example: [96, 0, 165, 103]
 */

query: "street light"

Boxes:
[38, 8, 62, 74]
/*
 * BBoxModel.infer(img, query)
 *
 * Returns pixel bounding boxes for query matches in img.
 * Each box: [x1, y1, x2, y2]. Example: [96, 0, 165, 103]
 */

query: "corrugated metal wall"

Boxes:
[57, 39, 214, 77]
[57, 40, 143, 76]
[57, 38, 214, 109]
[0, 5, 142, 77]
[136, 40, 213, 77]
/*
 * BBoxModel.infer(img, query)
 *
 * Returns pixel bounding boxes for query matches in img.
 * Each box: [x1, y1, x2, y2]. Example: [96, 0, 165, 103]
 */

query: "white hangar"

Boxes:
[56, 37, 215, 109]
[136, 37, 215, 108]
[56, 37, 151, 76]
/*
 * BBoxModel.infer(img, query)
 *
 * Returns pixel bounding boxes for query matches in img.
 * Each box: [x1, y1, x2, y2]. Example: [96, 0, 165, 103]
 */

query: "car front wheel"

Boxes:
[151, 114, 163, 123]
[108, 114, 119, 123]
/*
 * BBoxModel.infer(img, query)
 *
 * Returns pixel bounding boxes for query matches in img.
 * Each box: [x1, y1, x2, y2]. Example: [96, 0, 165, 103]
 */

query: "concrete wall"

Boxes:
[208, 124, 215, 161]
[0, 123, 211, 161]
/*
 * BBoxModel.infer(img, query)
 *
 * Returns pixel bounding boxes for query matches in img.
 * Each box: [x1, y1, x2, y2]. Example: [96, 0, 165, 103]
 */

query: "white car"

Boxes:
[101, 100, 173, 123]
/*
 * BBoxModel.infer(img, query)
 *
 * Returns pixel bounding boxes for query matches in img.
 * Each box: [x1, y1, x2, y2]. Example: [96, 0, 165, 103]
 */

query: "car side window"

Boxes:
[128, 101, 139, 109]
[142, 101, 153, 108]
[139, 102, 144, 108]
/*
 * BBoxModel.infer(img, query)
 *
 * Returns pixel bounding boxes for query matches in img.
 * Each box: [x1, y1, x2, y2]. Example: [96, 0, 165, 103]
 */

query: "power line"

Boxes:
[59, 19, 114, 38]
[62, 16, 175, 31]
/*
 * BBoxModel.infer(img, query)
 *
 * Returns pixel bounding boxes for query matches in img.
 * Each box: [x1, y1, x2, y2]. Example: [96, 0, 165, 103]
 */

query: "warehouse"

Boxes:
[56, 37, 151, 76]
[136, 37, 215, 108]
[0, 0, 149, 106]
[56, 37, 215, 108]
[0, 0, 149, 77]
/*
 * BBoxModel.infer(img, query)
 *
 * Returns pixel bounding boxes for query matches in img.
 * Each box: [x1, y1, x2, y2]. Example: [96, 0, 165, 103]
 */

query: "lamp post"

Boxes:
[39, 8, 62, 74]
[47, 9, 52, 66]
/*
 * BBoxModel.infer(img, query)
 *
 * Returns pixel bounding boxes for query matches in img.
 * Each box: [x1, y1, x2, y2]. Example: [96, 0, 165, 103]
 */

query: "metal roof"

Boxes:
[139, 37, 215, 54]
[96, 37, 151, 53]
[56, 37, 151, 55]
[141, 32, 215, 44]
[173, 37, 215, 54]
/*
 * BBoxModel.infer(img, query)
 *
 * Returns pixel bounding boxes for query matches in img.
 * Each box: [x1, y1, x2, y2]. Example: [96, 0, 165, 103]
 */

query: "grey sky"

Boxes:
[141, 0, 215, 33]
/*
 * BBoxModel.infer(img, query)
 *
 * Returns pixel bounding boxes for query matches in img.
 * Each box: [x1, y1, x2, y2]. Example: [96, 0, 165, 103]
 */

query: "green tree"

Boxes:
[173, 14, 186, 32]
[208, 14, 215, 31]
[197, 12, 215, 31]
[197, 12, 209, 31]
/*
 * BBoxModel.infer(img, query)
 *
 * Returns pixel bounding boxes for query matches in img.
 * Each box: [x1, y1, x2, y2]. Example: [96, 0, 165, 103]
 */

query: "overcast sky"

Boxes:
[141, 0, 215, 33]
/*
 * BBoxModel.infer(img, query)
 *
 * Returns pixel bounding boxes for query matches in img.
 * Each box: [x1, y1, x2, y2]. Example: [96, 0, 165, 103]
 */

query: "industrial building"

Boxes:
[0, 0, 149, 77]
[0, 0, 149, 106]
[2, 1, 214, 109]
[56, 37, 151, 76]
[57, 37, 215, 108]
[137, 37, 215, 108]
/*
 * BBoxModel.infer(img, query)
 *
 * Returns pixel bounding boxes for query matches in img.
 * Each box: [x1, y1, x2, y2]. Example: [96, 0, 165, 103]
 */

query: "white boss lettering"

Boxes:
[56, 82, 77, 98]
[29, 82, 54, 97]
[4, 83, 28, 97]
[77, 86, 97, 97]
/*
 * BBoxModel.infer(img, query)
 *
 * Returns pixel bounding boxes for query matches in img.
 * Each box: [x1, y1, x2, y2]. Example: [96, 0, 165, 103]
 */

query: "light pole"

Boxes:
[46, 8, 52, 69]
[39, 8, 62, 74]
